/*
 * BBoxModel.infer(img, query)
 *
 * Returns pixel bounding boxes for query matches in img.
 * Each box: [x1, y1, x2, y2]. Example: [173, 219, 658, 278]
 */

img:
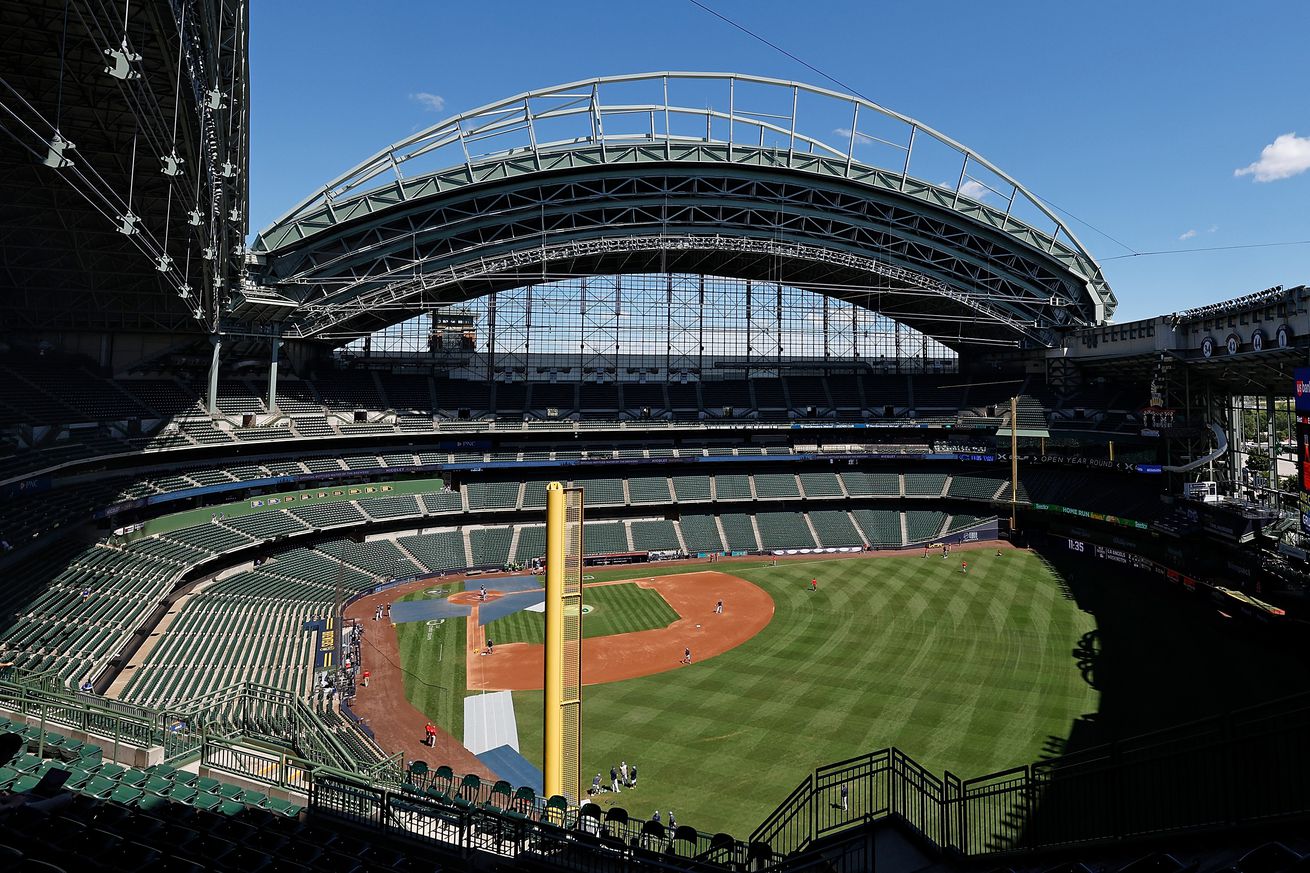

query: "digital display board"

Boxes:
[1296, 367, 1310, 415]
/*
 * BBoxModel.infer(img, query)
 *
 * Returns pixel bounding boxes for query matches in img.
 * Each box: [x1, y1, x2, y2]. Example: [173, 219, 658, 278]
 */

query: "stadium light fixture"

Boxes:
[161, 152, 184, 176]
[102, 39, 141, 81]
[41, 134, 75, 169]
[115, 213, 140, 235]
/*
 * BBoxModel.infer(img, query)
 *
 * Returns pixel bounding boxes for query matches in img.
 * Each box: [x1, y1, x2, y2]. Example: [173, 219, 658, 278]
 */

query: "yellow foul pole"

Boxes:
[544, 482, 565, 799]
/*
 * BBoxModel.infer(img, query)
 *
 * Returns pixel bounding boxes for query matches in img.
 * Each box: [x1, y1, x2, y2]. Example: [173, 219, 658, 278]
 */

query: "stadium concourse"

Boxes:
[2, 1, 1310, 869]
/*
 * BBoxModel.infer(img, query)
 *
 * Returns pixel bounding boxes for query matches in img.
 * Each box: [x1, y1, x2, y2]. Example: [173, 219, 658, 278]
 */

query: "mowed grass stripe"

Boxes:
[393, 581, 467, 739]
[394, 616, 466, 739]
[481, 608, 542, 645]
[511, 551, 1099, 836]
[483, 582, 679, 645]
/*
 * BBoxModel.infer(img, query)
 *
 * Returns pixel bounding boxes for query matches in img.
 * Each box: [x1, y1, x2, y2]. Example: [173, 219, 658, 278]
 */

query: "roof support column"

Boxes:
[267, 330, 281, 413]
[207, 334, 222, 417]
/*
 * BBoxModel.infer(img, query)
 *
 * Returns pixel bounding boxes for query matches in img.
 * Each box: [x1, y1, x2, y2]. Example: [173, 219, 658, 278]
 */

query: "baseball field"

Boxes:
[391, 547, 1101, 836]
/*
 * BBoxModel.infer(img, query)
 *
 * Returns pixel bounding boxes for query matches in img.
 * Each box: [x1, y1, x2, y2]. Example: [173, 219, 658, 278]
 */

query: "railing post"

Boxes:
[1024, 764, 1036, 850]
[959, 774, 968, 854]
[808, 771, 817, 851]
[889, 749, 899, 820]
[37, 695, 46, 759]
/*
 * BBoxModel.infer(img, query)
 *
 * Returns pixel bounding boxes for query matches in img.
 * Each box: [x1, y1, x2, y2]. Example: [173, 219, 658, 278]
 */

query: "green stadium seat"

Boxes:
[630, 519, 680, 552]
[264, 796, 301, 818]
[756, 512, 816, 549]
[80, 774, 116, 798]
[118, 769, 148, 788]
[168, 784, 200, 804]
[513, 785, 536, 812]
[135, 792, 170, 812]
[8, 773, 40, 793]
[12, 754, 43, 773]
[809, 511, 864, 547]
[143, 774, 172, 795]
[170, 770, 199, 787]
[491, 779, 513, 807]
[677, 515, 725, 553]
[109, 784, 143, 805]
[242, 789, 270, 808]
[905, 511, 947, 543]
[192, 792, 223, 812]
[718, 514, 758, 551]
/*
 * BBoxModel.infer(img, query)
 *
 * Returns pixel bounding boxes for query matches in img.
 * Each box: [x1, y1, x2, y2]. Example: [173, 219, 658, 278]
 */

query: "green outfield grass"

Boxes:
[483, 582, 679, 645]
[393, 581, 468, 740]
[511, 551, 1099, 837]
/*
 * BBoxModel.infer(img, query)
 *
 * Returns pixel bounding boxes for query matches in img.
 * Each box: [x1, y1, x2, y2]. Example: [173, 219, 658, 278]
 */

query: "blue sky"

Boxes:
[249, 0, 1309, 324]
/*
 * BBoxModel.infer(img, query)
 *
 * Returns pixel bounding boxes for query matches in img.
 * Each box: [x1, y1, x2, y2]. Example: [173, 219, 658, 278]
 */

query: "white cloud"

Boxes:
[833, 127, 875, 144]
[959, 179, 990, 201]
[1178, 229, 1198, 241]
[410, 92, 446, 112]
[1208, 225, 1219, 233]
[1234, 132, 1310, 182]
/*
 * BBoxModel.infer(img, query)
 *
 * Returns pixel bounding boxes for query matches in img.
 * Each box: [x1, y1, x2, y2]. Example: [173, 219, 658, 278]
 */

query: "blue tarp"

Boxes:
[478, 590, 546, 626]
[477, 744, 543, 796]
[388, 598, 471, 624]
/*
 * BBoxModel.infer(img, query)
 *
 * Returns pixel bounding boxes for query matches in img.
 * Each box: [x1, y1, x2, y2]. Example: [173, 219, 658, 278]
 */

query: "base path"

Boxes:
[466, 571, 774, 692]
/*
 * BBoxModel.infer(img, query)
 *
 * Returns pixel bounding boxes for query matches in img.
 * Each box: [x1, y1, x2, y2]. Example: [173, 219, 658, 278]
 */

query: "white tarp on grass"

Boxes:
[464, 690, 519, 755]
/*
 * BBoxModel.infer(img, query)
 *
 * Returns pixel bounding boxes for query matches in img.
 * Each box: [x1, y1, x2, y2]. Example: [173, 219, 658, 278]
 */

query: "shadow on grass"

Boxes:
[986, 541, 1310, 852]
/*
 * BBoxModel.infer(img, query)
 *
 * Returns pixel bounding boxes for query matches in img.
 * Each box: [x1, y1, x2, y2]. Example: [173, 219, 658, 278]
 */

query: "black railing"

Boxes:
[751, 690, 1310, 861]
[311, 773, 760, 872]
[308, 690, 1310, 872]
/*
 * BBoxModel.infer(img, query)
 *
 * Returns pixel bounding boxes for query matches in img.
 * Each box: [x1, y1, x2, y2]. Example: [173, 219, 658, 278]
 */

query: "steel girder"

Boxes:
[249, 72, 1114, 350]
[250, 162, 1100, 349]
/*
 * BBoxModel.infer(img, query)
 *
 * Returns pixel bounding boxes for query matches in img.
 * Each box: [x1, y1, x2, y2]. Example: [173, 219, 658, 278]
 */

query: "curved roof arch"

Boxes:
[245, 72, 1115, 350]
